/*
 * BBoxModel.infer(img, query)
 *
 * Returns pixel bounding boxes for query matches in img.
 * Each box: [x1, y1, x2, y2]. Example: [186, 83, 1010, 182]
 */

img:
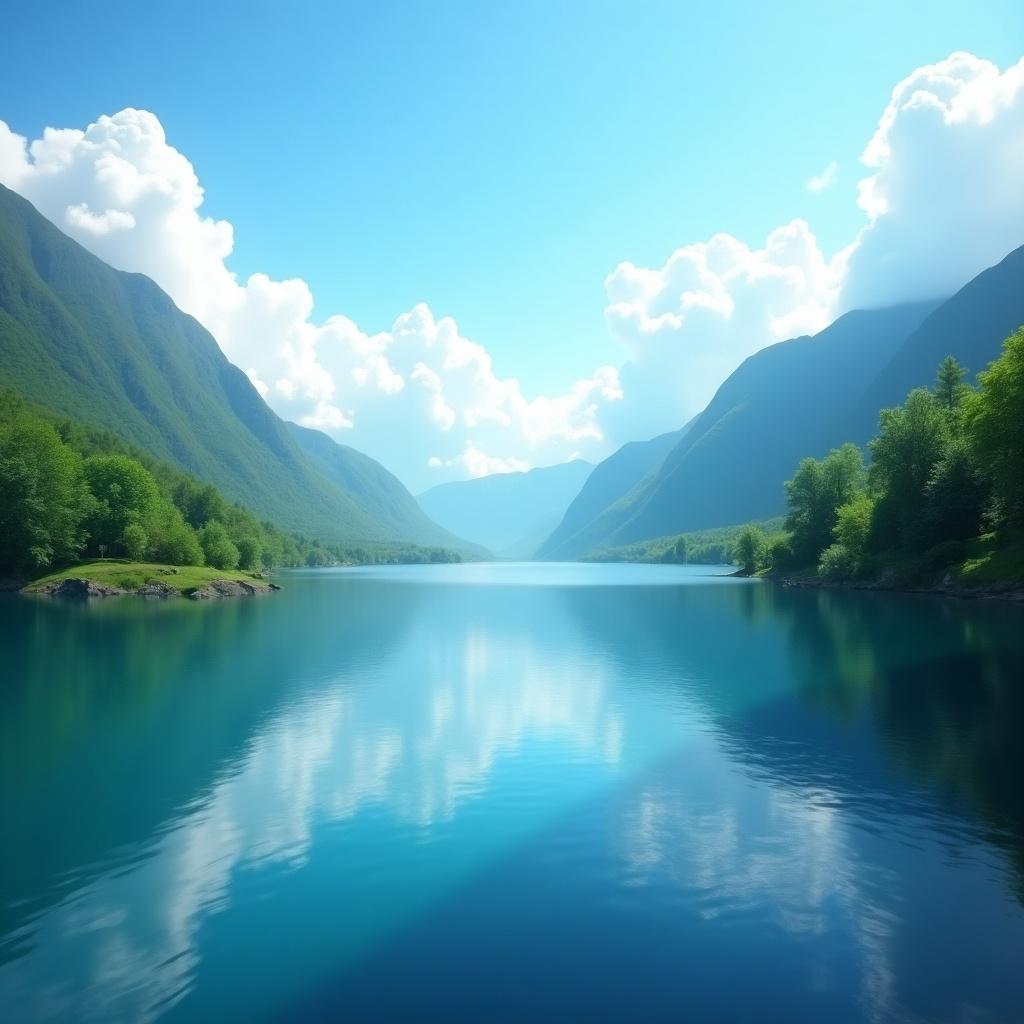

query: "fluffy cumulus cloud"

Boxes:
[1, 50, 1022, 482]
[601, 51, 1024, 430]
[841, 51, 1024, 309]
[0, 109, 621, 489]
[602, 219, 840, 436]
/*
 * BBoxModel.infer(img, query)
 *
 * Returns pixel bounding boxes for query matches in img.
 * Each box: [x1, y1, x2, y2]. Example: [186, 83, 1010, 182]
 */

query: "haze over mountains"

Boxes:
[418, 460, 594, 557]
[539, 244, 1024, 558]
[0, 184, 478, 556]
[2, 180, 1022, 566]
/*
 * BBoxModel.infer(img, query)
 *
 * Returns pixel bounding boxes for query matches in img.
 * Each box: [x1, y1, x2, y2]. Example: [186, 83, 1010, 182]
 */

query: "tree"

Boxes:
[83, 455, 161, 552]
[784, 444, 864, 565]
[734, 525, 767, 574]
[121, 523, 148, 561]
[199, 521, 239, 570]
[935, 355, 969, 415]
[832, 493, 875, 575]
[869, 390, 949, 549]
[0, 415, 91, 574]
[673, 536, 688, 564]
[923, 438, 987, 544]
[173, 479, 227, 529]
[236, 536, 263, 571]
[965, 328, 1024, 527]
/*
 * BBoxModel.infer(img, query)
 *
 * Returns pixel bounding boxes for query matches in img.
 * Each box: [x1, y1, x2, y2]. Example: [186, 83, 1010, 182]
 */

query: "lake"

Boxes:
[1, 563, 1023, 1022]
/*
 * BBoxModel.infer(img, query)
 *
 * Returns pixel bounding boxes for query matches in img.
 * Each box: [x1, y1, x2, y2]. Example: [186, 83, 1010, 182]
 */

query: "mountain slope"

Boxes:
[285, 423, 486, 554]
[560, 301, 939, 555]
[417, 460, 594, 556]
[536, 424, 690, 559]
[0, 184, 468, 550]
[846, 243, 1024, 440]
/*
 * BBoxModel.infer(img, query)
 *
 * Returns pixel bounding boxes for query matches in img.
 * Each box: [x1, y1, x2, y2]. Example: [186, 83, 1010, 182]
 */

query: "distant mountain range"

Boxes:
[539, 244, 1024, 558]
[0, 184, 479, 556]
[417, 460, 594, 557]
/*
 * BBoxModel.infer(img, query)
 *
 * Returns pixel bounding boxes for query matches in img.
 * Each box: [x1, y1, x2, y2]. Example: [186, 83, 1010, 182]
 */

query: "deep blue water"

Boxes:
[1, 563, 1023, 1022]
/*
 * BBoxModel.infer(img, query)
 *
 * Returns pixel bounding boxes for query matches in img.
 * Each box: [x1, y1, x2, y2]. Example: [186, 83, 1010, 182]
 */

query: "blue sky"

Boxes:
[3, 0, 1020, 388]
[2, 2, 1023, 485]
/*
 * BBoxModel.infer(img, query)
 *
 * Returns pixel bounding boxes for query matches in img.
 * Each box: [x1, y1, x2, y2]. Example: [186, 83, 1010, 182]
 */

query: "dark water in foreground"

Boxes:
[1, 563, 1023, 1023]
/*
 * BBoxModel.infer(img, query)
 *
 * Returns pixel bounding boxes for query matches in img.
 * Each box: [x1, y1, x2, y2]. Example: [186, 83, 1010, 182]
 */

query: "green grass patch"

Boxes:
[25, 559, 264, 595]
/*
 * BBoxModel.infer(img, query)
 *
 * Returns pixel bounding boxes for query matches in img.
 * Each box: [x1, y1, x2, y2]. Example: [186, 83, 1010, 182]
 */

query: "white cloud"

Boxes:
[602, 52, 1024, 433]
[1, 51, 1022, 483]
[805, 160, 838, 193]
[0, 109, 620, 490]
[841, 52, 1024, 309]
[602, 219, 840, 436]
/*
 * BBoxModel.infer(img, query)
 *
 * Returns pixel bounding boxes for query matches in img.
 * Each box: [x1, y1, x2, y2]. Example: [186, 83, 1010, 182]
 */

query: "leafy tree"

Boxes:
[818, 543, 857, 580]
[833, 493, 874, 574]
[923, 438, 987, 544]
[83, 455, 161, 552]
[236, 536, 263, 571]
[734, 525, 768, 574]
[173, 479, 228, 530]
[198, 521, 239, 570]
[0, 414, 90, 574]
[121, 523, 148, 561]
[673, 536, 688, 564]
[869, 390, 949, 549]
[784, 443, 864, 565]
[965, 327, 1024, 527]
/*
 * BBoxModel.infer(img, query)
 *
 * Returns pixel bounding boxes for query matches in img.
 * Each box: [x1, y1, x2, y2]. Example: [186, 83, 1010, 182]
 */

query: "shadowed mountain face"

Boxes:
[546, 302, 938, 556]
[0, 184, 470, 551]
[537, 424, 691, 560]
[546, 243, 1024, 558]
[845, 243, 1024, 442]
[417, 460, 594, 557]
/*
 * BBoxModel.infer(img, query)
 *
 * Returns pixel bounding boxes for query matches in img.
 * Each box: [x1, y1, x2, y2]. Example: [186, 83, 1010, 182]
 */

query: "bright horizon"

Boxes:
[2, 1, 1023, 490]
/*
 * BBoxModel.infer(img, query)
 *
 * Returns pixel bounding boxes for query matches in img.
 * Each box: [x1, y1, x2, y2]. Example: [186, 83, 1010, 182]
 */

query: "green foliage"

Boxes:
[0, 391, 463, 578]
[774, 332, 1024, 585]
[0, 401, 90, 574]
[833, 493, 875, 574]
[935, 355, 970, 414]
[83, 454, 161, 552]
[734, 525, 768, 574]
[585, 518, 783, 566]
[235, 536, 263, 571]
[965, 327, 1024, 526]
[869, 390, 949, 550]
[818, 543, 857, 580]
[923, 438, 987, 544]
[121, 523, 148, 561]
[198, 521, 240, 571]
[784, 444, 864, 565]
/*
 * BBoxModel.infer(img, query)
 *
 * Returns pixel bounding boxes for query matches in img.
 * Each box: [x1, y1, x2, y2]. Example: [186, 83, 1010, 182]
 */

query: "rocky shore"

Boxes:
[780, 572, 1024, 603]
[33, 575, 279, 600]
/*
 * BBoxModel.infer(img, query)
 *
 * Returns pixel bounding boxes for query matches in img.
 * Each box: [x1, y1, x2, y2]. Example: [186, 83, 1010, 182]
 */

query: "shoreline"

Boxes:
[777, 573, 1024, 603]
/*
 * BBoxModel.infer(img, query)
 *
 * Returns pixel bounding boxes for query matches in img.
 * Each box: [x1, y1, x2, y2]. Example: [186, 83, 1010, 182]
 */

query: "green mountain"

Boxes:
[536, 424, 690, 559]
[547, 301, 939, 557]
[846, 243, 1024, 441]
[285, 423, 484, 553]
[0, 184, 471, 552]
[417, 460, 594, 557]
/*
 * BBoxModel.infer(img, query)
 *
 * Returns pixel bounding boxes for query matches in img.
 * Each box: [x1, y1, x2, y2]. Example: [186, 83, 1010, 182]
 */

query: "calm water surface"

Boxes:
[1, 563, 1023, 1022]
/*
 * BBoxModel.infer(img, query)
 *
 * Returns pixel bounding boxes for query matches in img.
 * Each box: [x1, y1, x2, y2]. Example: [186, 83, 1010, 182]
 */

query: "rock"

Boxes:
[187, 578, 273, 600]
[137, 580, 178, 599]
[40, 578, 126, 598]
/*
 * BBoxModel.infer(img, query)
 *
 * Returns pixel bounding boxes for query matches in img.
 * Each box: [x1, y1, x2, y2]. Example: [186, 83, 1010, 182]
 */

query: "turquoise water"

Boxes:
[1, 563, 1023, 1022]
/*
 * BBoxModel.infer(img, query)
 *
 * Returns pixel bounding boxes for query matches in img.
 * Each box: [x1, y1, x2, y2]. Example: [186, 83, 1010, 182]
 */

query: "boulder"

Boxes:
[41, 578, 126, 598]
[138, 580, 178, 599]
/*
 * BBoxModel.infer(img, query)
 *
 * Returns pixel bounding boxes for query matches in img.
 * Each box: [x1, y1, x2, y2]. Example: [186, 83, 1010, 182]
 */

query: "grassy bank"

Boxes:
[24, 560, 268, 596]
